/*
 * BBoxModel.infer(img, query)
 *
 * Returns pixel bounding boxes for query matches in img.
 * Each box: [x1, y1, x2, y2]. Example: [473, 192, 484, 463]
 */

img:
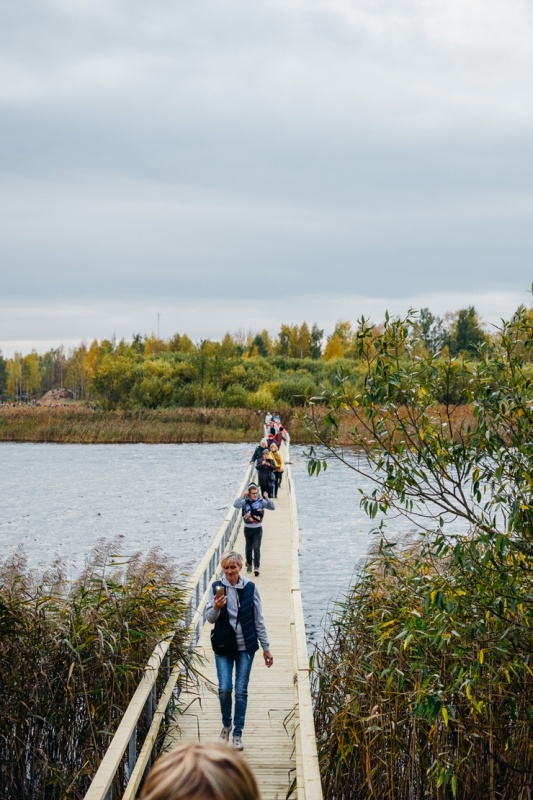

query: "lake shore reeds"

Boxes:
[0, 403, 476, 445]
[0, 405, 270, 443]
[313, 538, 533, 800]
[0, 542, 191, 800]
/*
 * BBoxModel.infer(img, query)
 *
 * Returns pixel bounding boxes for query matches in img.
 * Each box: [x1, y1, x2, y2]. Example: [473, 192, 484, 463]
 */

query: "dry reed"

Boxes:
[313, 539, 533, 800]
[0, 541, 191, 799]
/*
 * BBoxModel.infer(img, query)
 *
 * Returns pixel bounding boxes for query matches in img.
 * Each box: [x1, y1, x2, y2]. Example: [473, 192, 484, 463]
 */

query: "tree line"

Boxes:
[0, 306, 528, 409]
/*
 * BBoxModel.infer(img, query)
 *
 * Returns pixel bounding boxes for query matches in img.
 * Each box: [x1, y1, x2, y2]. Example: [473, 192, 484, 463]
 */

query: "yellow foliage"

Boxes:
[323, 333, 345, 360]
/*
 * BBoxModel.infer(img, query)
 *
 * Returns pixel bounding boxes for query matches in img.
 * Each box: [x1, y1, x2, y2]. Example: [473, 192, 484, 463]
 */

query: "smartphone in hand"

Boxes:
[215, 586, 225, 599]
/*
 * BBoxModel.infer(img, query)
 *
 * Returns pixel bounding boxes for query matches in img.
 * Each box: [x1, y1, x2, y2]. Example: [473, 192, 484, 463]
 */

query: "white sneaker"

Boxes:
[219, 726, 232, 743]
[233, 735, 243, 750]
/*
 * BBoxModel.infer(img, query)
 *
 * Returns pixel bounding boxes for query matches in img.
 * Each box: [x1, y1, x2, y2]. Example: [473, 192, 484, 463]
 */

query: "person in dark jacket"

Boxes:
[250, 438, 267, 465]
[206, 551, 273, 752]
[255, 449, 275, 498]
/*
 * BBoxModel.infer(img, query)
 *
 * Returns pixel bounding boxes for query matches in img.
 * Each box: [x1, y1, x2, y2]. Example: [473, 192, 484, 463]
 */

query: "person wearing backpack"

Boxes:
[255, 449, 275, 499]
[233, 482, 275, 576]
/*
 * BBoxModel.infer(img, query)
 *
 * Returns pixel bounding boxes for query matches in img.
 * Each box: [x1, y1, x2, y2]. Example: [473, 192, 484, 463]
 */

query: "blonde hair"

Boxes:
[140, 742, 260, 800]
[221, 550, 244, 568]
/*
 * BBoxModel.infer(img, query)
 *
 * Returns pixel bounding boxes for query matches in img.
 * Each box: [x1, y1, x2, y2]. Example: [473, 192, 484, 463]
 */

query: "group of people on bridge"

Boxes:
[141, 419, 289, 799]
[204, 417, 288, 751]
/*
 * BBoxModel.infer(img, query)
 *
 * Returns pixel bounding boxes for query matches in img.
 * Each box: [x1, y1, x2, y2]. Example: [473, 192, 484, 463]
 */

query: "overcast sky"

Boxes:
[1, 0, 532, 358]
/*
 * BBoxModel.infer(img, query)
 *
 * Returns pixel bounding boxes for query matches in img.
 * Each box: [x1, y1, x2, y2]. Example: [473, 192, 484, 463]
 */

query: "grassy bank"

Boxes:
[0, 405, 284, 443]
[0, 403, 476, 445]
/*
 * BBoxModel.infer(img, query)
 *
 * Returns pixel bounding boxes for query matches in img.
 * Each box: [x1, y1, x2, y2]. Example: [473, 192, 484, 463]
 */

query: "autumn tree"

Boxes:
[6, 354, 23, 399]
[332, 320, 356, 355]
[276, 324, 292, 356]
[65, 344, 91, 400]
[219, 332, 239, 357]
[168, 333, 195, 353]
[323, 332, 344, 360]
[249, 331, 272, 357]
[0, 351, 7, 398]
[90, 351, 138, 408]
[23, 353, 42, 398]
[143, 334, 167, 355]
[288, 322, 313, 358]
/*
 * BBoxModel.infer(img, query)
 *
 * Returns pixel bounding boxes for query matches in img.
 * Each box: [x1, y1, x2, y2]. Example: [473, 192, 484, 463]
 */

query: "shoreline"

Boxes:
[0, 405, 317, 444]
[0, 402, 476, 445]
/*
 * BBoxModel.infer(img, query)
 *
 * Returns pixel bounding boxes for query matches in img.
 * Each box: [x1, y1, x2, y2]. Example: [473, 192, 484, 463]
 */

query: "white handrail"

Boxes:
[288, 462, 323, 800]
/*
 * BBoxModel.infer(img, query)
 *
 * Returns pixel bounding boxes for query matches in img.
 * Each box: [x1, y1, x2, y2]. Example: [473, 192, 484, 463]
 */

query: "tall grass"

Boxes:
[0, 406, 271, 443]
[0, 404, 478, 445]
[0, 542, 191, 799]
[313, 539, 533, 800]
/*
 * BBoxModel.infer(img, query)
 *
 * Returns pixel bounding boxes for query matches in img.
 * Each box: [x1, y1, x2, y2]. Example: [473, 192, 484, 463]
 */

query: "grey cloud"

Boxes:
[0, 0, 532, 354]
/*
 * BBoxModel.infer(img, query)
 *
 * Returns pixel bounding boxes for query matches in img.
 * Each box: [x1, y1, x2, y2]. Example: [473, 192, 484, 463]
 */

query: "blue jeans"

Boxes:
[244, 526, 263, 569]
[215, 650, 255, 736]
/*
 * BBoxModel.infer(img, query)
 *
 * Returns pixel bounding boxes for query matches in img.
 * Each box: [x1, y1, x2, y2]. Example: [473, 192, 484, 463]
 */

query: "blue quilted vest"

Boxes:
[212, 581, 259, 655]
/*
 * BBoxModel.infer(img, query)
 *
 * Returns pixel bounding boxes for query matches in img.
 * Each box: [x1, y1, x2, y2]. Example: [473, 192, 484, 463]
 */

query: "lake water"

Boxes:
[0, 442, 426, 646]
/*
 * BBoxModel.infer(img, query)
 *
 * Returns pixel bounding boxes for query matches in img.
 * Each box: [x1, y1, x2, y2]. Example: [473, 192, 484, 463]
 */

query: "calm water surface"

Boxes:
[0, 442, 422, 645]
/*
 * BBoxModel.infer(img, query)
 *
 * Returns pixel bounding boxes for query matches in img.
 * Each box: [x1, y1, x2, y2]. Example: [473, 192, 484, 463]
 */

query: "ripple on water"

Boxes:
[1, 441, 448, 646]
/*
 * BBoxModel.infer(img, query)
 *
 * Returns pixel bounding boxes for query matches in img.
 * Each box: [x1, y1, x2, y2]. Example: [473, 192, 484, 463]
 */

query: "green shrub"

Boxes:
[221, 384, 250, 408]
[246, 388, 276, 409]
[277, 373, 317, 405]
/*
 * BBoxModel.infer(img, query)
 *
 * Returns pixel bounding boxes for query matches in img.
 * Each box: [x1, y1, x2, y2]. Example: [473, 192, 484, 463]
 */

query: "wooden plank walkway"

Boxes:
[167, 465, 299, 800]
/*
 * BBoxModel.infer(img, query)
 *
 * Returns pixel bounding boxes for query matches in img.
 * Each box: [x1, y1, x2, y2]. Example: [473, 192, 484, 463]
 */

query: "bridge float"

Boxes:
[85, 450, 322, 800]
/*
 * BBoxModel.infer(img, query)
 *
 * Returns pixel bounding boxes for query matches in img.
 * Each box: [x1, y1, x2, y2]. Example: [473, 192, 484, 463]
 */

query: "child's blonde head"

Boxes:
[140, 741, 260, 800]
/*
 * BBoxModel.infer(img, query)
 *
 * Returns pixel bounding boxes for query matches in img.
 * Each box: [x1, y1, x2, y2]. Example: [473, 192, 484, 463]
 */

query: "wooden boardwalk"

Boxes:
[167, 462, 317, 800]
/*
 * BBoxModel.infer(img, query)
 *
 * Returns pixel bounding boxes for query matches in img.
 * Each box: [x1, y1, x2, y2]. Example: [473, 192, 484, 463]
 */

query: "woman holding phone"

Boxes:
[206, 551, 273, 751]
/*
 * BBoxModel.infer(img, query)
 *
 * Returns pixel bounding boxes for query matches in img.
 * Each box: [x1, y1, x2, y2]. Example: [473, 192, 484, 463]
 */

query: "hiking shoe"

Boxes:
[219, 726, 232, 743]
[233, 735, 243, 750]
[254, 569, 260, 576]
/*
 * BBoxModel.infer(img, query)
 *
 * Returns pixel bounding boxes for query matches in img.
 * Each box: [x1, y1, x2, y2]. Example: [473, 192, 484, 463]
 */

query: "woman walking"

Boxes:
[255, 449, 275, 498]
[268, 443, 284, 498]
[206, 551, 274, 751]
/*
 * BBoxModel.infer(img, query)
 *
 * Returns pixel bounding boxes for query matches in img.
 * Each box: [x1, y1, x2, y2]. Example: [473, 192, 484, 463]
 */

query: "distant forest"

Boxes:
[1, 306, 530, 409]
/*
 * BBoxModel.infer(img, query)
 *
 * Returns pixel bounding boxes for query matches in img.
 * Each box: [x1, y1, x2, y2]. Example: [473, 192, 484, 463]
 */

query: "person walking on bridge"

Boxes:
[206, 551, 274, 752]
[255, 449, 275, 499]
[233, 482, 275, 576]
[250, 438, 267, 465]
[268, 443, 284, 498]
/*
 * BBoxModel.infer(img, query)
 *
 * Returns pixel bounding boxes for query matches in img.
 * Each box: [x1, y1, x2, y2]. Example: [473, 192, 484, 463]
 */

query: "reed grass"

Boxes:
[0, 541, 192, 799]
[313, 538, 533, 800]
[0, 403, 477, 445]
[0, 406, 269, 443]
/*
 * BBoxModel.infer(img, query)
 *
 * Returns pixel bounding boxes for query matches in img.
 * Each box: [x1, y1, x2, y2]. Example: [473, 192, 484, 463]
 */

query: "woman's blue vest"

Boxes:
[212, 581, 259, 655]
